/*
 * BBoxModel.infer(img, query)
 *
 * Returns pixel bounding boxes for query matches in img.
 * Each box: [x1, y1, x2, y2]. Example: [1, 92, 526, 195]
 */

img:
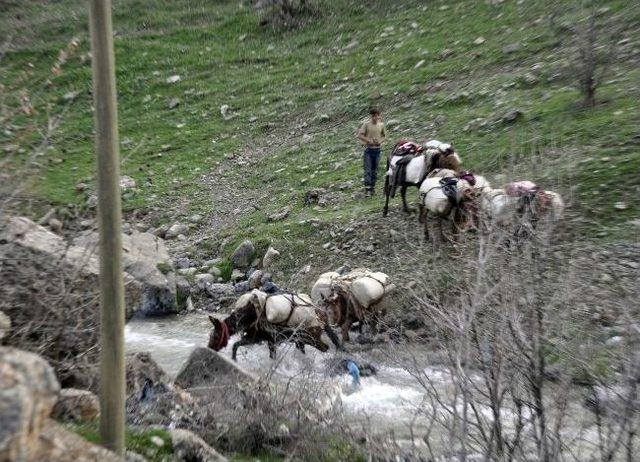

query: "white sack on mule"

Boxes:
[311, 271, 340, 303]
[265, 293, 319, 327]
[349, 272, 393, 309]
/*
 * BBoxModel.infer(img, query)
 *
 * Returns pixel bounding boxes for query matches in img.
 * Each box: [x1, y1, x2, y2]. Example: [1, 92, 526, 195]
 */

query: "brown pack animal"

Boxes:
[207, 290, 341, 360]
[320, 270, 394, 342]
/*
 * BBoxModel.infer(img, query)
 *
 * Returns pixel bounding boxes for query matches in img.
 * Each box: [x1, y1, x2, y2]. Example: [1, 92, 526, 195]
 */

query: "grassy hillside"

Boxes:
[2, 0, 639, 270]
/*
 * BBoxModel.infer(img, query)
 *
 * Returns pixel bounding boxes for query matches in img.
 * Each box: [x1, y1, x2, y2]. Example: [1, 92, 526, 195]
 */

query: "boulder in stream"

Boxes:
[174, 347, 258, 389]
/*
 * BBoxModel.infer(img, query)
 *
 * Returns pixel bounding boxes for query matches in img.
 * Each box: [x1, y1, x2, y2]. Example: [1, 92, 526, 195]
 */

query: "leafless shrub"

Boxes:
[394, 217, 640, 460]
[254, 0, 322, 30]
[560, 1, 622, 107]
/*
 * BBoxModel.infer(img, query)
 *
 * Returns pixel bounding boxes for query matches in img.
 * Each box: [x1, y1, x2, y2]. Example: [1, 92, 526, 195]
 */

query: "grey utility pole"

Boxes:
[88, 0, 125, 455]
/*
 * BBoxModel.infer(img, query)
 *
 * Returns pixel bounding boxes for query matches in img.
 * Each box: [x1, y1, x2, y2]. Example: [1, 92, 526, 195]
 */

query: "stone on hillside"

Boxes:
[0, 311, 10, 340]
[0, 217, 145, 387]
[248, 116, 258, 123]
[48, 218, 63, 232]
[0, 347, 59, 460]
[168, 97, 180, 109]
[502, 42, 520, 54]
[262, 281, 281, 294]
[74, 182, 87, 193]
[169, 428, 228, 462]
[231, 269, 245, 282]
[521, 72, 539, 87]
[248, 269, 264, 289]
[166, 75, 181, 84]
[38, 420, 121, 461]
[73, 230, 178, 316]
[614, 202, 628, 211]
[267, 206, 290, 222]
[205, 283, 235, 307]
[502, 109, 523, 124]
[230, 240, 255, 269]
[440, 48, 454, 58]
[174, 347, 257, 389]
[414, 59, 425, 69]
[234, 281, 250, 294]
[220, 104, 234, 120]
[120, 175, 137, 191]
[52, 389, 100, 423]
[386, 119, 400, 128]
[178, 267, 198, 276]
[166, 223, 189, 239]
[319, 113, 330, 122]
[195, 273, 215, 289]
[473, 36, 486, 45]
[208, 266, 222, 277]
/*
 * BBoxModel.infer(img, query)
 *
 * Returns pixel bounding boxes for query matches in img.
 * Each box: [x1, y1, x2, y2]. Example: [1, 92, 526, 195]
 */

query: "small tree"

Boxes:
[568, 1, 620, 107]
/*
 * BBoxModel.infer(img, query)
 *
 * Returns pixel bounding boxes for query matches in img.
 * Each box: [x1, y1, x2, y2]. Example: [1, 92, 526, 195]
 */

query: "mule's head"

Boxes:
[322, 290, 348, 325]
[207, 315, 230, 351]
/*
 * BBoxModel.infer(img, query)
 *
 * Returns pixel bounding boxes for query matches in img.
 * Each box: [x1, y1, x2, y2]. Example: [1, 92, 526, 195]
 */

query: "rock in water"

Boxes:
[230, 240, 255, 269]
[52, 389, 100, 423]
[169, 428, 228, 462]
[174, 347, 257, 389]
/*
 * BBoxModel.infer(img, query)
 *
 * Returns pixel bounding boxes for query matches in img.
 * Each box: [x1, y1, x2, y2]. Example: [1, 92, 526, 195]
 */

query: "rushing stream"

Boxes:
[125, 313, 444, 439]
[125, 314, 600, 457]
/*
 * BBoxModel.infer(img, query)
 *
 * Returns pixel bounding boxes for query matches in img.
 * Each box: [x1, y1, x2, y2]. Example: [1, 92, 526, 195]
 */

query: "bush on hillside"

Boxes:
[254, 0, 322, 30]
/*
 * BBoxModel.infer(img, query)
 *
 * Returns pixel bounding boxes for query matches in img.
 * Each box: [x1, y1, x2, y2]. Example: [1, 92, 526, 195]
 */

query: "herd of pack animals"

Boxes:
[208, 139, 565, 361]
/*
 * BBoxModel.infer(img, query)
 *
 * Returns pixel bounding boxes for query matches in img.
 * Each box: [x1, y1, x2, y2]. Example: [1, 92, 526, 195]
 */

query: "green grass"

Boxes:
[2, 0, 639, 260]
[70, 422, 173, 461]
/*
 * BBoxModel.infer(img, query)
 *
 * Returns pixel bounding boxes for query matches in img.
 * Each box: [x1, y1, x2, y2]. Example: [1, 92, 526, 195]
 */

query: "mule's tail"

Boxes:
[383, 158, 391, 217]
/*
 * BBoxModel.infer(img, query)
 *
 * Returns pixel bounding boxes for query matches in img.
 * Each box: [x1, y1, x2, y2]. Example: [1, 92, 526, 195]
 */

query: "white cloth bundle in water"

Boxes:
[264, 293, 319, 327]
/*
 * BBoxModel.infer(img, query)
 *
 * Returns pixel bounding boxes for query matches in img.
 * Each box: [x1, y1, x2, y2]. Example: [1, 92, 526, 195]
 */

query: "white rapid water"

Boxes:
[125, 314, 444, 436]
[125, 314, 602, 457]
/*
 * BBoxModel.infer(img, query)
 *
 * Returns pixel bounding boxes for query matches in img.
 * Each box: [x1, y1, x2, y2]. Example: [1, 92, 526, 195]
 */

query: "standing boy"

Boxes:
[356, 107, 386, 197]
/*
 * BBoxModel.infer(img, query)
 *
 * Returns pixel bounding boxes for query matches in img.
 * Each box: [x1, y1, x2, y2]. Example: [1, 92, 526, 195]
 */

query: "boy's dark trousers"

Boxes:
[363, 146, 381, 192]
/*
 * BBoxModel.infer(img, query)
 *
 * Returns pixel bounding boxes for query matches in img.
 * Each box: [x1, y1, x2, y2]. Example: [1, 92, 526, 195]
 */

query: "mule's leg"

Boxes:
[451, 208, 461, 242]
[418, 203, 425, 223]
[324, 324, 344, 351]
[401, 186, 412, 213]
[383, 180, 391, 217]
[423, 209, 430, 242]
[232, 337, 255, 361]
[341, 323, 350, 342]
[268, 342, 276, 360]
[438, 216, 447, 244]
[296, 341, 306, 354]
